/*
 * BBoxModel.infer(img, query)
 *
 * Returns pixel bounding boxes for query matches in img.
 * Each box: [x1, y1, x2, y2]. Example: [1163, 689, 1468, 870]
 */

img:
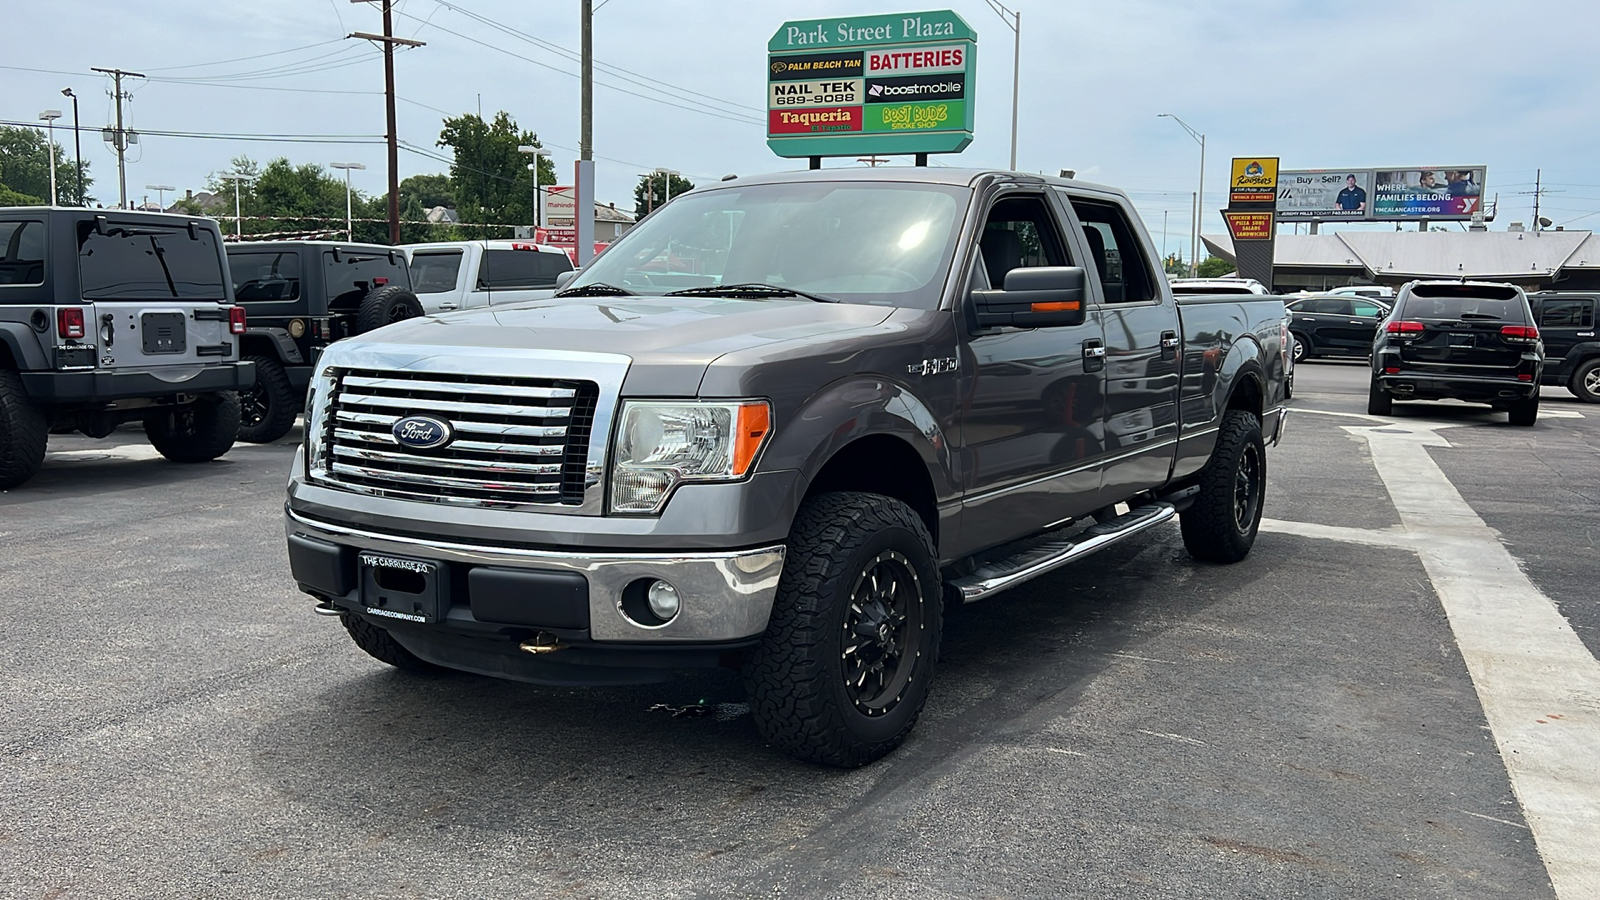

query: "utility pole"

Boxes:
[1532, 168, 1542, 231]
[575, 0, 596, 264]
[349, 1, 423, 245]
[90, 67, 144, 208]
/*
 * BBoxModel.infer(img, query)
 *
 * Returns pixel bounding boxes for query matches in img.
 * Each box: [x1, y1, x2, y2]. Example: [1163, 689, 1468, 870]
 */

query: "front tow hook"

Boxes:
[519, 633, 565, 655]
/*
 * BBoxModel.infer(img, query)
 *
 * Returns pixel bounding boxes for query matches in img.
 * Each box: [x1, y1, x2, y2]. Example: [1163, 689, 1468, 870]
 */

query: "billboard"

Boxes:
[1277, 170, 1372, 220]
[1276, 167, 1486, 221]
[767, 11, 975, 159]
[1373, 167, 1486, 219]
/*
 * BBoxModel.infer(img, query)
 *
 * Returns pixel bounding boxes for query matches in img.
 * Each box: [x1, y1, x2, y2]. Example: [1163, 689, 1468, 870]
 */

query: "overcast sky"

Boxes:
[6, 0, 1599, 251]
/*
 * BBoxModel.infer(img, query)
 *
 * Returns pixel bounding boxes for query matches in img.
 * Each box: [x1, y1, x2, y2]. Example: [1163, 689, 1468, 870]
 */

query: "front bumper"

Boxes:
[285, 509, 786, 645]
[21, 361, 256, 403]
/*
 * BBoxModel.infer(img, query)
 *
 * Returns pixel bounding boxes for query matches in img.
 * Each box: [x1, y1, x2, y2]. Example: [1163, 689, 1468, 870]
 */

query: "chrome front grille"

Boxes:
[319, 368, 600, 507]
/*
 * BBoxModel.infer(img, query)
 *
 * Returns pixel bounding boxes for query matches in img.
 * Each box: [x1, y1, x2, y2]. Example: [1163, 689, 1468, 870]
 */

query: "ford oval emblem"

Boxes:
[392, 415, 453, 450]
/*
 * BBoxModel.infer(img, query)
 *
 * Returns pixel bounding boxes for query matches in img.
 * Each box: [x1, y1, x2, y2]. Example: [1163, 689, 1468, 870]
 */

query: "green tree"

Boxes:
[0, 125, 93, 205]
[399, 173, 455, 211]
[1196, 256, 1234, 278]
[633, 172, 696, 220]
[437, 111, 557, 230]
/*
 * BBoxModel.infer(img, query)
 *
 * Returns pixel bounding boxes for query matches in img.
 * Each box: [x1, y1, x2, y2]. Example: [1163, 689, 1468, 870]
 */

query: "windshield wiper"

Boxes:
[555, 282, 636, 297]
[1456, 312, 1503, 320]
[664, 282, 837, 303]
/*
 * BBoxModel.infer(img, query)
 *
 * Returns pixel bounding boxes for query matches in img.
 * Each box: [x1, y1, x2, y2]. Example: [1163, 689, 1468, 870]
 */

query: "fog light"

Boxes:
[646, 580, 681, 620]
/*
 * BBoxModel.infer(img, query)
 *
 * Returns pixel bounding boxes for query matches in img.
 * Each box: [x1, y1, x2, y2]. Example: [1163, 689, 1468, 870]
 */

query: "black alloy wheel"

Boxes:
[841, 550, 924, 718]
[1231, 440, 1263, 534]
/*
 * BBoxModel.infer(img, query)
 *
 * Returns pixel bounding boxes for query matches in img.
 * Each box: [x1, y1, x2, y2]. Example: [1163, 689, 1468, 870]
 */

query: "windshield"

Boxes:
[569, 181, 968, 309]
[78, 221, 227, 300]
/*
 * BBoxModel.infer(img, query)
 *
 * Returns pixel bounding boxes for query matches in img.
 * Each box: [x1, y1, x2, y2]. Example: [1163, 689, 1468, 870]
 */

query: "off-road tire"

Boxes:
[238, 355, 298, 444]
[0, 369, 48, 490]
[1179, 409, 1266, 564]
[1568, 358, 1600, 403]
[340, 613, 441, 673]
[144, 392, 240, 463]
[744, 492, 942, 768]
[1508, 392, 1539, 427]
[1367, 377, 1393, 416]
[355, 284, 425, 334]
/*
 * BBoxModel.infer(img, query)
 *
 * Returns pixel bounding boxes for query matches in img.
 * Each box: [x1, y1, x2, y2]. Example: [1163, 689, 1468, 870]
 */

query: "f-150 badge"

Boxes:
[908, 357, 958, 376]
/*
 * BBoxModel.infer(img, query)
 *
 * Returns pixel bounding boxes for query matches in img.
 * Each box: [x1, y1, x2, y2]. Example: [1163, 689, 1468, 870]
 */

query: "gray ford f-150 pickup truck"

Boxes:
[284, 168, 1290, 766]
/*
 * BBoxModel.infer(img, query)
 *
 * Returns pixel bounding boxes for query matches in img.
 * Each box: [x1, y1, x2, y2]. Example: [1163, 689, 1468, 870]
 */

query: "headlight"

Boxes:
[610, 400, 771, 514]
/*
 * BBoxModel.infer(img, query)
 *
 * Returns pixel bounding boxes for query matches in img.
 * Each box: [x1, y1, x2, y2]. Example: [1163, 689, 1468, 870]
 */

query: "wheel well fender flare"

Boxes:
[1217, 335, 1267, 418]
[0, 322, 49, 370]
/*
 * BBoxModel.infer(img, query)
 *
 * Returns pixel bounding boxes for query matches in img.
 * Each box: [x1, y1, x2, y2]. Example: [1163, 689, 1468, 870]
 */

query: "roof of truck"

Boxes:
[699, 167, 1121, 195]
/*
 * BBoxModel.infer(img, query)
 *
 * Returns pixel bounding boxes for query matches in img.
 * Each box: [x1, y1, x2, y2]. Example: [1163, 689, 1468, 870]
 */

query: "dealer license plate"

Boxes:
[1448, 332, 1475, 348]
[359, 553, 441, 623]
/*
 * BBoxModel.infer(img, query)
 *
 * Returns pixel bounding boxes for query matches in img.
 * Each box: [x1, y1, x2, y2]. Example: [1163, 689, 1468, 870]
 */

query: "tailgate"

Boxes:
[93, 301, 236, 370]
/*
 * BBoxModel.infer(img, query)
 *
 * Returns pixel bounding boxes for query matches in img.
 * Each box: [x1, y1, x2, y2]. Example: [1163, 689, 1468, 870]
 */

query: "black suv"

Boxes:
[1527, 291, 1600, 403]
[1286, 293, 1390, 362]
[1, 208, 254, 489]
[227, 242, 421, 443]
[1368, 281, 1543, 425]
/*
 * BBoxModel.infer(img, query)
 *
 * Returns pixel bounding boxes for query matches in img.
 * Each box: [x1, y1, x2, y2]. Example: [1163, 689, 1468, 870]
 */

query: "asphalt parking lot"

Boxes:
[3, 361, 1596, 899]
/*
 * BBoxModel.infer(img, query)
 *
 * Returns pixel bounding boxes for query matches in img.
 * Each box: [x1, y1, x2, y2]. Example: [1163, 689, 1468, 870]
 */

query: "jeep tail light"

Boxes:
[372, 276, 389, 286]
[1385, 320, 1425, 334]
[1500, 325, 1539, 343]
[1518, 373, 1533, 381]
[229, 306, 247, 335]
[57, 307, 86, 339]
[1384, 366, 1400, 375]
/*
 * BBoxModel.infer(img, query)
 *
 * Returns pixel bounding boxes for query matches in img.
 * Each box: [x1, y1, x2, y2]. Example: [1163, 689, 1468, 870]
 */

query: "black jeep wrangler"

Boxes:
[226, 242, 421, 443]
[1, 208, 254, 489]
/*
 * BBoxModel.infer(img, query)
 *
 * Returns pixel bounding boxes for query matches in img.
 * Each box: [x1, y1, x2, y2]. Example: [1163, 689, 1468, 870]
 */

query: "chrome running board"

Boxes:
[950, 503, 1177, 603]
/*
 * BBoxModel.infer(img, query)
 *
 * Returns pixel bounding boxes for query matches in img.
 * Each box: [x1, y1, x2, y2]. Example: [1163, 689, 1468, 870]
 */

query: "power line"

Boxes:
[141, 39, 348, 72]
[0, 119, 385, 144]
[421, 0, 764, 116]
[150, 46, 377, 83]
[391, 11, 763, 127]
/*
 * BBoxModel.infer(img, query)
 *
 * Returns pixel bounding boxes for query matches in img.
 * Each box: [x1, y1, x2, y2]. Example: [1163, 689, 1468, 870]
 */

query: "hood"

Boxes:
[343, 295, 899, 396]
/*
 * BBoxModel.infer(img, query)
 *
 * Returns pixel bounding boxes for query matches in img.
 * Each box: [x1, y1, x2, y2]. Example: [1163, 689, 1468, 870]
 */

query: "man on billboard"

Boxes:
[1336, 175, 1367, 214]
[1418, 171, 1447, 195]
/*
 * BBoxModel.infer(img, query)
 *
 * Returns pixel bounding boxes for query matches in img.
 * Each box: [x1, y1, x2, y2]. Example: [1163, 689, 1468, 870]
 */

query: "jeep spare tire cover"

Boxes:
[356, 284, 425, 334]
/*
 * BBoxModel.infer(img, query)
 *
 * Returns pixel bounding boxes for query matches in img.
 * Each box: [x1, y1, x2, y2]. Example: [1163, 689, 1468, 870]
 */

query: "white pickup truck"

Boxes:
[403, 240, 575, 313]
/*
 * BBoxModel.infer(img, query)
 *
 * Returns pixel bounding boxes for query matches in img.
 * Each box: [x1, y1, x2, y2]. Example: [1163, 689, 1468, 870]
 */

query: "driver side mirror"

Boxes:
[554, 270, 579, 290]
[971, 266, 1088, 329]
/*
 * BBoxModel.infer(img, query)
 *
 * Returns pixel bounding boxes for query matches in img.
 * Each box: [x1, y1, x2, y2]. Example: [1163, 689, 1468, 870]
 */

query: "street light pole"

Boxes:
[985, 1, 1021, 170]
[518, 145, 552, 230]
[331, 162, 366, 241]
[221, 174, 253, 239]
[654, 167, 679, 209]
[38, 110, 62, 205]
[1159, 113, 1206, 277]
[61, 89, 82, 205]
[144, 184, 175, 211]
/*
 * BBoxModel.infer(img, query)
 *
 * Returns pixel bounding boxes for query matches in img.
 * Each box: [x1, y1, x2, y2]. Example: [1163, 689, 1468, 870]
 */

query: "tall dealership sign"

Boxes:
[1277, 167, 1487, 221]
[767, 10, 976, 160]
[1224, 157, 1279, 289]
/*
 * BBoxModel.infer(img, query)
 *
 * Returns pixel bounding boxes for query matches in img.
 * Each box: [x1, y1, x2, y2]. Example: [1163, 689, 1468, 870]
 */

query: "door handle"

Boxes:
[1579, 331, 1595, 337]
[1083, 339, 1106, 373]
[100, 313, 115, 347]
[1159, 330, 1179, 360]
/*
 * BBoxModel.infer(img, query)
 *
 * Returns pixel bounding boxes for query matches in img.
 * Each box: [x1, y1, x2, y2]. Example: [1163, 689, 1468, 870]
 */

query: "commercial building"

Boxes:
[1202, 228, 1600, 292]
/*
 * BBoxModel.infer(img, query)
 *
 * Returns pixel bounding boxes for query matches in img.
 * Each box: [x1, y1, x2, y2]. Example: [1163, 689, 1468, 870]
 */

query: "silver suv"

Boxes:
[0, 208, 255, 488]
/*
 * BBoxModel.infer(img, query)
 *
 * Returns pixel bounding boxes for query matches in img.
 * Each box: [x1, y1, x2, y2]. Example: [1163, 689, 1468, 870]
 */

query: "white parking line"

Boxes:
[46, 445, 165, 462]
[1265, 423, 1600, 898]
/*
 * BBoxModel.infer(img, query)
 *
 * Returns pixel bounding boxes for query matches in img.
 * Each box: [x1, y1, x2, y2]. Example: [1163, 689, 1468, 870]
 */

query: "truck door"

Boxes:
[958, 191, 1109, 545]
[1057, 193, 1181, 502]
